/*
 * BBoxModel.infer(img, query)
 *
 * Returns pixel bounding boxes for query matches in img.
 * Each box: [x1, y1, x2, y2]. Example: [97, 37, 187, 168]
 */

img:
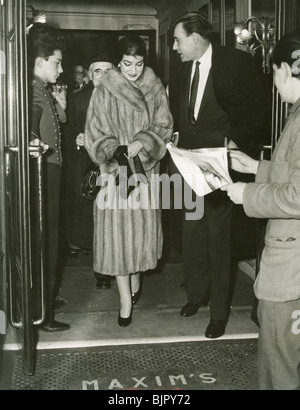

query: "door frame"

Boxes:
[0, 0, 43, 376]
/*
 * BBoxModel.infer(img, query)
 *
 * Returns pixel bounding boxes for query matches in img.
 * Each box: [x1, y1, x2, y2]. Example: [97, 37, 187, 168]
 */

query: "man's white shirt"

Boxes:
[190, 43, 212, 121]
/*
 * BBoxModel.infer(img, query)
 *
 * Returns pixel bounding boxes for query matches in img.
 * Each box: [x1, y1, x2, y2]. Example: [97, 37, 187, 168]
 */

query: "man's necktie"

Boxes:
[189, 61, 200, 125]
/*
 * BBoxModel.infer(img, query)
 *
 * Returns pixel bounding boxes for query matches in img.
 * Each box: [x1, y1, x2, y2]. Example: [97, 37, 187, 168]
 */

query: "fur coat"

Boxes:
[84, 67, 173, 275]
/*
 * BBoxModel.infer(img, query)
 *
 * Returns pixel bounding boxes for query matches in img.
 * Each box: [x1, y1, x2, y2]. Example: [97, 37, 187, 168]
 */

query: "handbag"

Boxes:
[80, 163, 101, 201]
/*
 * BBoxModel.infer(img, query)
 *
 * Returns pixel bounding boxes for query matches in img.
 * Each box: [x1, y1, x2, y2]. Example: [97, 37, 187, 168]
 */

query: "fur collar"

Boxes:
[99, 67, 164, 112]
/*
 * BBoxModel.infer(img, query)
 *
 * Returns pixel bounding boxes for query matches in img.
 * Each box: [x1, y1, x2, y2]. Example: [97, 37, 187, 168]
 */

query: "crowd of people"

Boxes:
[26, 12, 300, 390]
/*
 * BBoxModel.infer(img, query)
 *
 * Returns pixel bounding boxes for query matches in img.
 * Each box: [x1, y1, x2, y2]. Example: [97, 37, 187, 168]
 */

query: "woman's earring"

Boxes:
[118, 63, 121, 68]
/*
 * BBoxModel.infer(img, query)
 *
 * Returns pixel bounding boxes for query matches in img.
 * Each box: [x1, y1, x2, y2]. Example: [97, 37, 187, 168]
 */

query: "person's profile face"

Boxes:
[173, 22, 198, 62]
[73, 65, 84, 84]
[273, 63, 290, 103]
[41, 49, 63, 84]
[89, 61, 113, 86]
[119, 55, 144, 82]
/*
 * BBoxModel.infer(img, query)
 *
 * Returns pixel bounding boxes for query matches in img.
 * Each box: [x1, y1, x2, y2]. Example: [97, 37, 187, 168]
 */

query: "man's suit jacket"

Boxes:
[30, 75, 66, 165]
[169, 43, 267, 154]
[64, 81, 94, 153]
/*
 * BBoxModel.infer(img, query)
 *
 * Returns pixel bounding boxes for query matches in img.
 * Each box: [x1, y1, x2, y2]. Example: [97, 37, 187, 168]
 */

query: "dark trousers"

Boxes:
[94, 271, 111, 282]
[182, 190, 233, 321]
[44, 163, 61, 322]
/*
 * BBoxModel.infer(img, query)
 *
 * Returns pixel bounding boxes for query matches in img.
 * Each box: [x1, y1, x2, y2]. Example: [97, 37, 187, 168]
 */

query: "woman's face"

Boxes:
[120, 55, 144, 82]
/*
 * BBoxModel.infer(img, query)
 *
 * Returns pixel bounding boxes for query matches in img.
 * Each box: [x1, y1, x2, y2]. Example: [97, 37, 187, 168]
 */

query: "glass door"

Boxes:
[0, 0, 7, 357]
[0, 0, 45, 375]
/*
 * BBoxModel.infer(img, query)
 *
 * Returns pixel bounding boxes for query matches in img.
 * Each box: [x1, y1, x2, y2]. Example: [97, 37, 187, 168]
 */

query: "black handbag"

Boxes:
[80, 163, 101, 201]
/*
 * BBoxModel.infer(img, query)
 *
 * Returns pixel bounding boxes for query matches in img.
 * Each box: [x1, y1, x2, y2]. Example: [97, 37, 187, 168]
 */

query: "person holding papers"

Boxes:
[169, 12, 266, 338]
[222, 31, 300, 390]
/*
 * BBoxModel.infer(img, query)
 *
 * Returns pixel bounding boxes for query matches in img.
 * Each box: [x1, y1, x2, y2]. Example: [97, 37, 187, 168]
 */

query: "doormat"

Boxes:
[3, 339, 258, 390]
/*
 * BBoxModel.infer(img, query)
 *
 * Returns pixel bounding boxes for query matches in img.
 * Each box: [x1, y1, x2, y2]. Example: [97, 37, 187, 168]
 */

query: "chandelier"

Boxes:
[26, 4, 47, 33]
[234, 16, 275, 74]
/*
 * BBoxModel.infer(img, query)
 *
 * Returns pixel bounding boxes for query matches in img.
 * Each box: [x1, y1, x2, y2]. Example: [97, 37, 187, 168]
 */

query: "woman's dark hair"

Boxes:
[117, 35, 147, 63]
[175, 11, 212, 40]
[272, 31, 300, 78]
[27, 23, 64, 70]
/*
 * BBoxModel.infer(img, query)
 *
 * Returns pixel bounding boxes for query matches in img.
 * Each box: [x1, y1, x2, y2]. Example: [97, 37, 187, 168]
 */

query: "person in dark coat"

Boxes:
[169, 12, 267, 339]
[63, 53, 114, 289]
[28, 23, 70, 332]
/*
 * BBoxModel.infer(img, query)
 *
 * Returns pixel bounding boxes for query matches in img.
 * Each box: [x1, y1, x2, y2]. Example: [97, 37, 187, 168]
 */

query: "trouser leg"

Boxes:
[257, 298, 300, 390]
[44, 163, 61, 323]
[182, 205, 211, 304]
[182, 189, 232, 320]
[206, 194, 233, 321]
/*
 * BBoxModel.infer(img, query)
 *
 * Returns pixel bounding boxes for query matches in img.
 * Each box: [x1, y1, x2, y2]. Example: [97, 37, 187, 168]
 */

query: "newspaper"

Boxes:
[166, 142, 233, 196]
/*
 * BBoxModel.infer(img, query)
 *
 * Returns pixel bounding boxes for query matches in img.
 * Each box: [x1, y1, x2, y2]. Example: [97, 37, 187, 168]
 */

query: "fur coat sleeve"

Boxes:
[84, 67, 173, 173]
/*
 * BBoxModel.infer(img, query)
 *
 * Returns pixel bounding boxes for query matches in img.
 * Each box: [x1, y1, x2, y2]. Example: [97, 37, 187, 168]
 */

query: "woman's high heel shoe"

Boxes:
[118, 310, 132, 327]
[132, 287, 141, 305]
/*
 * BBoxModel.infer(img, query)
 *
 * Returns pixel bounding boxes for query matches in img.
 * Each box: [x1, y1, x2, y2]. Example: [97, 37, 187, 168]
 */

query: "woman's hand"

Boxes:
[228, 150, 259, 175]
[221, 182, 247, 204]
[76, 133, 85, 146]
[127, 141, 143, 158]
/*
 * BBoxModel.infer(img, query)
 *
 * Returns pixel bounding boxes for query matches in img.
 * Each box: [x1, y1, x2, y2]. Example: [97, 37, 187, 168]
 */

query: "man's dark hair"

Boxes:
[272, 30, 300, 78]
[175, 11, 212, 40]
[27, 23, 64, 71]
[117, 35, 147, 63]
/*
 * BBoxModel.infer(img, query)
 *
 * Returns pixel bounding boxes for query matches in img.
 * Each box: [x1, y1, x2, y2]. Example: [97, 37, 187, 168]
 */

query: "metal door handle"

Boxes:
[29, 146, 47, 326]
[5, 145, 47, 327]
[5, 148, 21, 328]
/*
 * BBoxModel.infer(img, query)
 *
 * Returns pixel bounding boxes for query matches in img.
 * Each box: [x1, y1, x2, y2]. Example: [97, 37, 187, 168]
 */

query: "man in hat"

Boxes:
[63, 52, 114, 289]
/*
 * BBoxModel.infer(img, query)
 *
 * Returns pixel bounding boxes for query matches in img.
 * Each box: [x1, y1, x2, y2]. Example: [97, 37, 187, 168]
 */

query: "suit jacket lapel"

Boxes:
[182, 62, 192, 99]
[180, 62, 193, 118]
[196, 45, 223, 123]
[196, 69, 211, 121]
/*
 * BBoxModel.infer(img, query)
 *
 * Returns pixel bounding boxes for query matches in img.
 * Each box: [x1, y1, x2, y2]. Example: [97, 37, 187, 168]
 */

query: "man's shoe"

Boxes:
[205, 320, 226, 339]
[40, 320, 71, 332]
[54, 297, 67, 309]
[68, 248, 81, 259]
[96, 279, 111, 289]
[180, 301, 207, 317]
[84, 249, 93, 256]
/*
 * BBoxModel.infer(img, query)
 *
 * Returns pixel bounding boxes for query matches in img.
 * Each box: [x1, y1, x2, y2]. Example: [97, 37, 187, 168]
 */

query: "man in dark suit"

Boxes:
[169, 12, 266, 338]
[28, 23, 70, 332]
[63, 53, 114, 289]
[68, 64, 85, 93]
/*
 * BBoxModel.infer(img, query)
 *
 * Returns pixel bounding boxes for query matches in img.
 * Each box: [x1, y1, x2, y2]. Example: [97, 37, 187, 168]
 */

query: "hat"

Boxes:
[88, 51, 115, 67]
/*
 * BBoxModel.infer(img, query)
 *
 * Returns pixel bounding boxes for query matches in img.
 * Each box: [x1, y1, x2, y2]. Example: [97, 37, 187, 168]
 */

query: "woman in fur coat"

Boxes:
[84, 35, 173, 327]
